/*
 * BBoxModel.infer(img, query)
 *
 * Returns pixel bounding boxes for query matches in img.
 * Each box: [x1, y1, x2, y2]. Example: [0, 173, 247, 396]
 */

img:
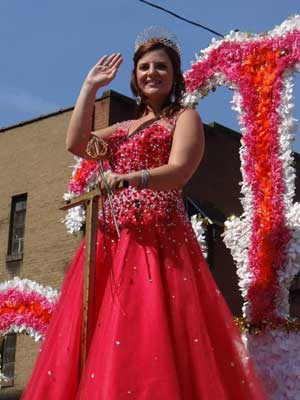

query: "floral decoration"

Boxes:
[184, 14, 300, 322]
[243, 330, 300, 399]
[0, 277, 58, 341]
[184, 15, 300, 399]
[62, 157, 99, 234]
[190, 214, 210, 259]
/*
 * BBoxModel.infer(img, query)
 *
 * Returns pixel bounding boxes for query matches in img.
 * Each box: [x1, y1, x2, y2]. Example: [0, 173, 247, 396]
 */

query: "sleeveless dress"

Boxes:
[22, 113, 266, 400]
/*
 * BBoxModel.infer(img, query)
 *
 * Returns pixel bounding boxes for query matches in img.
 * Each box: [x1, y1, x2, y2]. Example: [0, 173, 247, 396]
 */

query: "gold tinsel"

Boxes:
[234, 317, 300, 335]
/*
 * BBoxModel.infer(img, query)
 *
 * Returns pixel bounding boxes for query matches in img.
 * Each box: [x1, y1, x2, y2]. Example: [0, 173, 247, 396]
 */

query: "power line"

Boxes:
[137, 0, 224, 38]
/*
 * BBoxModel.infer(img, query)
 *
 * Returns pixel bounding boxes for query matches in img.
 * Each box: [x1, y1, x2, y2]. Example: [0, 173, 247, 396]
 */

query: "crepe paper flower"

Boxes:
[67, 158, 98, 194]
[185, 16, 300, 399]
[62, 205, 86, 235]
[0, 278, 58, 341]
[242, 329, 300, 399]
[63, 156, 113, 234]
[184, 15, 300, 323]
[190, 214, 211, 259]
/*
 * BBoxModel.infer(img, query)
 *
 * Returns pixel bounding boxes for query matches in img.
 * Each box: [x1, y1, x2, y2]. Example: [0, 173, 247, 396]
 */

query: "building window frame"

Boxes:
[6, 193, 27, 262]
[0, 333, 17, 388]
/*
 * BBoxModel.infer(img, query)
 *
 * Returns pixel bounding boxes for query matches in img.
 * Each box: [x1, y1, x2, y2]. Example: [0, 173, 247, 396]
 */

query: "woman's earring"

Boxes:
[136, 95, 142, 106]
[170, 86, 176, 103]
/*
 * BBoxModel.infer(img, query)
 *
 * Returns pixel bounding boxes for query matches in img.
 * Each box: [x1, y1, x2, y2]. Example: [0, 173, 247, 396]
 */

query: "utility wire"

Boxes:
[137, 0, 224, 38]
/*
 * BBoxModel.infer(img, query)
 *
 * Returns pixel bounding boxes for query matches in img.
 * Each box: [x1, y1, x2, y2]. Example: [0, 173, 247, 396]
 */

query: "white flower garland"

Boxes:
[243, 330, 300, 400]
[190, 214, 209, 259]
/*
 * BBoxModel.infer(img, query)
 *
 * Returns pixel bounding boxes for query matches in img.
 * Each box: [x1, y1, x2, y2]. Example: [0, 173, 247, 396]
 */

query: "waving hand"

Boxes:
[85, 53, 123, 90]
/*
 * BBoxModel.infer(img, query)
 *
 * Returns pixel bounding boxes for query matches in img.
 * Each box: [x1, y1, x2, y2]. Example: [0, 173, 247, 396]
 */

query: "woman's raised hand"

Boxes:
[85, 53, 123, 91]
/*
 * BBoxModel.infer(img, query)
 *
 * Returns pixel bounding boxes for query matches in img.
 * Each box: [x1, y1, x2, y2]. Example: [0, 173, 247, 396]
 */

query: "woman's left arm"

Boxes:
[104, 109, 205, 191]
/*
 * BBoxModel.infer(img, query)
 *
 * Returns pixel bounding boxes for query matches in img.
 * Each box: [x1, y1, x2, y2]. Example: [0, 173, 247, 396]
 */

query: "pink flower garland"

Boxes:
[68, 158, 98, 194]
[0, 279, 58, 340]
[184, 22, 300, 323]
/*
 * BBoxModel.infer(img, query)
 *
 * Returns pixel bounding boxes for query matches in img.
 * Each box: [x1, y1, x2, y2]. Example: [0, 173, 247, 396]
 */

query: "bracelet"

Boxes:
[139, 169, 150, 189]
[86, 136, 108, 158]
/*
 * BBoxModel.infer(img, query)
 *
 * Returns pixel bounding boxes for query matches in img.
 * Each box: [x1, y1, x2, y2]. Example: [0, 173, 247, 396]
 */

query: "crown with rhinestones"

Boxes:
[134, 26, 181, 56]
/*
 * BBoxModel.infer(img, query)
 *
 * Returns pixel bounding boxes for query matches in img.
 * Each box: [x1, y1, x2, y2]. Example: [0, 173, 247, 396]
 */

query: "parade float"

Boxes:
[1, 16, 300, 398]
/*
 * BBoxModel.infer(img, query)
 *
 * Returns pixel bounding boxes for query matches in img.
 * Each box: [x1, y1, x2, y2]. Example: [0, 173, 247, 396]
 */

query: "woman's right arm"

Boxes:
[66, 53, 123, 159]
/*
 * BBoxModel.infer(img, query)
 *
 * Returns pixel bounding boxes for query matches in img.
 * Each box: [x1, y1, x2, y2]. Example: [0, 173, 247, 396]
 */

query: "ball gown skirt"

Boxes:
[21, 217, 266, 400]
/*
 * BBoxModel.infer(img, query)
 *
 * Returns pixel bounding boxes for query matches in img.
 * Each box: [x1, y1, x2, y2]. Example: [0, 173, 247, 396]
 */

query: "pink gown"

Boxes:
[22, 113, 266, 399]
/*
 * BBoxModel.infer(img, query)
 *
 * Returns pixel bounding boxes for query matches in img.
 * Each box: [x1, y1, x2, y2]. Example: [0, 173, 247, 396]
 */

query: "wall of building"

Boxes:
[0, 107, 81, 397]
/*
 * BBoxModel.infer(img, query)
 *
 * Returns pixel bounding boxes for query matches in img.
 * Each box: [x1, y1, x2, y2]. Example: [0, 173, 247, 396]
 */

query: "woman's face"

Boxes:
[136, 48, 174, 105]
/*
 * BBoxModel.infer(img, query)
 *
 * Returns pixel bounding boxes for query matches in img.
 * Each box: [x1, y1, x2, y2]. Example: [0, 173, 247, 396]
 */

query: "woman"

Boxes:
[22, 28, 266, 399]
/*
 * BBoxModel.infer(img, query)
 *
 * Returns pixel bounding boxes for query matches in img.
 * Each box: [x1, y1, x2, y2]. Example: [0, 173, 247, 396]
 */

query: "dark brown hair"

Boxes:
[130, 41, 185, 118]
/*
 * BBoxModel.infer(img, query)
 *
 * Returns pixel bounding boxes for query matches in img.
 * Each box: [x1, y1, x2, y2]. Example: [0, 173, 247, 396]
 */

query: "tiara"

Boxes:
[134, 26, 181, 56]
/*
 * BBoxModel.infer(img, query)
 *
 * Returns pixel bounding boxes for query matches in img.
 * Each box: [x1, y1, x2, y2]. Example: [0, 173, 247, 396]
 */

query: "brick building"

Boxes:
[0, 90, 299, 398]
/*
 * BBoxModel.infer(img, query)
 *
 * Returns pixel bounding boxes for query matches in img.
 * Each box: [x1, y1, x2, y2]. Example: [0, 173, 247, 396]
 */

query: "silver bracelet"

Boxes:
[139, 169, 150, 189]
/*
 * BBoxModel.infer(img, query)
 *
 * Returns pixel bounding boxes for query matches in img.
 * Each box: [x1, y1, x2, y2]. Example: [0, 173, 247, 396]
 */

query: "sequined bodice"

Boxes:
[107, 121, 172, 173]
[100, 117, 188, 233]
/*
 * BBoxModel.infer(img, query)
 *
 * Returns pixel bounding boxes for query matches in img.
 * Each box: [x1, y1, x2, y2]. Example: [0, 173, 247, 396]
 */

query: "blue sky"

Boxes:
[1, 1, 299, 147]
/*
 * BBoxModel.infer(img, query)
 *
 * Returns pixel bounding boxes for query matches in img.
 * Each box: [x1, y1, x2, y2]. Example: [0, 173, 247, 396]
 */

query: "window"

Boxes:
[291, 272, 300, 291]
[0, 334, 17, 387]
[7, 194, 27, 261]
[290, 272, 300, 318]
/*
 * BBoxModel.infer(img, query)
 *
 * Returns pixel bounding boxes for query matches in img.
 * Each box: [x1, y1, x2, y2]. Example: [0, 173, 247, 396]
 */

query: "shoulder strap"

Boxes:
[169, 108, 186, 126]
[161, 108, 187, 134]
[115, 120, 132, 133]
